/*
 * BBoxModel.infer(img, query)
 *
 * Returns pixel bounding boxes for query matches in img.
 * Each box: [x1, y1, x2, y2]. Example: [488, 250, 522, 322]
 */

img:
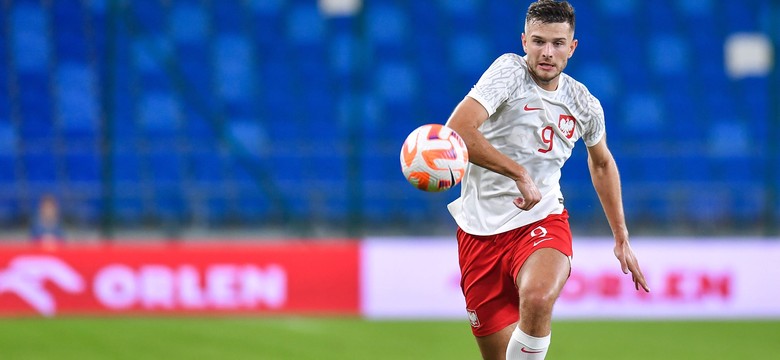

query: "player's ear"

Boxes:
[568, 38, 578, 58]
[521, 33, 527, 53]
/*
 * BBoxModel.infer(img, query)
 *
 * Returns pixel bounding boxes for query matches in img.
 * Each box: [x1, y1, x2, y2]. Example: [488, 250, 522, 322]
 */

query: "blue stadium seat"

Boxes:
[722, 1, 757, 32]
[211, 0, 243, 34]
[113, 196, 144, 224]
[329, 33, 358, 76]
[214, 35, 254, 102]
[228, 120, 267, 158]
[659, 82, 698, 138]
[55, 30, 88, 63]
[65, 151, 101, 183]
[0, 194, 20, 225]
[234, 187, 271, 222]
[483, 1, 523, 53]
[11, 3, 50, 72]
[649, 34, 690, 77]
[68, 196, 103, 225]
[248, 0, 283, 14]
[55, 63, 99, 138]
[153, 189, 187, 221]
[131, 1, 164, 32]
[704, 89, 736, 121]
[597, 0, 639, 18]
[634, 154, 672, 183]
[262, 59, 293, 106]
[308, 152, 346, 183]
[365, 3, 406, 46]
[361, 151, 398, 184]
[439, 0, 481, 15]
[449, 33, 491, 76]
[177, 44, 211, 93]
[0, 83, 9, 121]
[52, 0, 88, 62]
[138, 70, 171, 93]
[23, 151, 58, 183]
[171, 3, 207, 44]
[732, 187, 764, 219]
[186, 193, 225, 225]
[184, 112, 218, 148]
[710, 154, 758, 183]
[112, 150, 142, 183]
[740, 77, 769, 119]
[190, 151, 225, 184]
[0, 153, 16, 184]
[686, 187, 729, 223]
[108, 99, 139, 150]
[287, 3, 325, 46]
[375, 62, 418, 105]
[267, 153, 304, 185]
[139, 92, 179, 136]
[676, 0, 714, 17]
[0, 121, 16, 152]
[621, 94, 664, 134]
[252, 11, 282, 48]
[148, 150, 183, 184]
[570, 2, 599, 47]
[18, 83, 54, 143]
[319, 200, 348, 222]
[673, 154, 711, 182]
[577, 62, 619, 101]
[133, 35, 172, 74]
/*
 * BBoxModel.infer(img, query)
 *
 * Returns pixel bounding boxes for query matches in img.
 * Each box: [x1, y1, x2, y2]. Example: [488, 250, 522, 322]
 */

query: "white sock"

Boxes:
[506, 326, 551, 360]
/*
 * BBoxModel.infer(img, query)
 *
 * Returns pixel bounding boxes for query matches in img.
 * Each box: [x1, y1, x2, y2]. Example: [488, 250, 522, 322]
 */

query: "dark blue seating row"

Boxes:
[0, 0, 774, 232]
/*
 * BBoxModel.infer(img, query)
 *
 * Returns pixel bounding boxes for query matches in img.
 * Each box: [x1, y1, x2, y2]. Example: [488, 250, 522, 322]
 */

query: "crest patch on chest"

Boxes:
[558, 115, 576, 139]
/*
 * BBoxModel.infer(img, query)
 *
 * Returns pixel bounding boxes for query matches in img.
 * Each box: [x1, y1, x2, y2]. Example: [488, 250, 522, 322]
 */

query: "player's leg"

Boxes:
[474, 323, 515, 360]
[473, 248, 568, 360]
[457, 226, 523, 360]
[505, 247, 571, 359]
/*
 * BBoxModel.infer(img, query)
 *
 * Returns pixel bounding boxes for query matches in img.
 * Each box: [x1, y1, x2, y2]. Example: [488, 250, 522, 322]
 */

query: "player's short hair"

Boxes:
[525, 0, 576, 32]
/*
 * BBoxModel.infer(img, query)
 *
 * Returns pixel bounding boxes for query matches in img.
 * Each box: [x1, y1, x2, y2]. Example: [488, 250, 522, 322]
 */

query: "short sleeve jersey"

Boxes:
[448, 53, 605, 236]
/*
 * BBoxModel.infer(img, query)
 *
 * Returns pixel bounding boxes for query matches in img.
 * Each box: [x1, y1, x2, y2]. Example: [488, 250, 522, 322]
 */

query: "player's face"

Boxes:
[522, 21, 578, 91]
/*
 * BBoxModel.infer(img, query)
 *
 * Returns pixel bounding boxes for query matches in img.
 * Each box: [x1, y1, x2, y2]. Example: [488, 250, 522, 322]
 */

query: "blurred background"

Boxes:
[0, 0, 777, 241]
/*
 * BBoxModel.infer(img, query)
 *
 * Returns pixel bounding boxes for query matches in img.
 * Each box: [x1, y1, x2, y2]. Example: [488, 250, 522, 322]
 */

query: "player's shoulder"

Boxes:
[490, 53, 529, 71]
[560, 73, 603, 116]
[560, 73, 597, 101]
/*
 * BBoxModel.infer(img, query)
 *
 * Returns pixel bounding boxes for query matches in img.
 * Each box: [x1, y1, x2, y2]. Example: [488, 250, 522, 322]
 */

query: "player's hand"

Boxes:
[613, 241, 650, 292]
[512, 175, 541, 211]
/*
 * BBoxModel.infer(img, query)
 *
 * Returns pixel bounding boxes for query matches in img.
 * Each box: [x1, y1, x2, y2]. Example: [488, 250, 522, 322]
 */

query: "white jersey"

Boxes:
[448, 53, 605, 236]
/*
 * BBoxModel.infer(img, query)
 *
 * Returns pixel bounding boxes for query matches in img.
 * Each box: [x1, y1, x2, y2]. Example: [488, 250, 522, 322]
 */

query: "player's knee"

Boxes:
[519, 288, 556, 314]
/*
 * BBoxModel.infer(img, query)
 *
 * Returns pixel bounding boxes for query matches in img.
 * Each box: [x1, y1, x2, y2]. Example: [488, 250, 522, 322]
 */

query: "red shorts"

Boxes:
[457, 210, 573, 337]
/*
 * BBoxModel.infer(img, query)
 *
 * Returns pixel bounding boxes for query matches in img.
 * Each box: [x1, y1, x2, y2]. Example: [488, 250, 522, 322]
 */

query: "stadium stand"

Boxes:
[0, 0, 776, 237]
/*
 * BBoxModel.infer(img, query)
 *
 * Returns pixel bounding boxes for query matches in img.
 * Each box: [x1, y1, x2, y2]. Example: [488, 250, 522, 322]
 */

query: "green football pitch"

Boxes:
[1, 317, 778, 359]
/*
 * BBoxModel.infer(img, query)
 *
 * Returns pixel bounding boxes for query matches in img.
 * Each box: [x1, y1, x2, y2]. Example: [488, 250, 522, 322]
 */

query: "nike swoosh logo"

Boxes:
[533, 238, 553, 246]
[521, 347, 544, 354]
[524, 104, 543, 111]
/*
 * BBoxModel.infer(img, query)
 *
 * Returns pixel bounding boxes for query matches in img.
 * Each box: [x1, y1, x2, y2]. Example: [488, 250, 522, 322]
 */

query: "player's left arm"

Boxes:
[586, 136, 650, 292]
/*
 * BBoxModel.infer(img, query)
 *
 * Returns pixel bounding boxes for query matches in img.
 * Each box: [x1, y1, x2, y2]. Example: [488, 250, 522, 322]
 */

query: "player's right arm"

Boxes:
[446, 97, 541, 210]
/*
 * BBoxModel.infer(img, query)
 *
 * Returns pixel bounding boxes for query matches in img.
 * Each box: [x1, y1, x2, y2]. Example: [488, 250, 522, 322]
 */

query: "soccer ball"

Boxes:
[400, 124, 469, 192]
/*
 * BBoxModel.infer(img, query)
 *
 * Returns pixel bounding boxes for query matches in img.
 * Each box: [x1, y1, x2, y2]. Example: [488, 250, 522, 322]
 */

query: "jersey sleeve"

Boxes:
[467, 54, 525, 116]
[581, 93, 606, 147]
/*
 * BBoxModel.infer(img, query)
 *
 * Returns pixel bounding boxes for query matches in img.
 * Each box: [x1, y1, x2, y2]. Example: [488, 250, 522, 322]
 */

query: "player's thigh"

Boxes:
[474, 322, 516, 360]
[515, 247, 571, 301]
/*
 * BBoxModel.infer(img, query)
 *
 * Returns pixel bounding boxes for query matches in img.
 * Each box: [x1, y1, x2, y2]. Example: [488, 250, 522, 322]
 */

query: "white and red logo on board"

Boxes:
[0, 256, 85, 316]
[0, 243, 360, 316]
[558, 115, 576, 139]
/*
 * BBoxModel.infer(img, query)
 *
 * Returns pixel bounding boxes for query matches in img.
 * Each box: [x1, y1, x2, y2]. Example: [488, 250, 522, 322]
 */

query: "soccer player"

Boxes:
[444, 1, 650, 359]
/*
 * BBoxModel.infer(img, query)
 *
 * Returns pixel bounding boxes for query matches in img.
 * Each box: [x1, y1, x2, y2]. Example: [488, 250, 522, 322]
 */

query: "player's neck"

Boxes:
[531, 74, 559, 92]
